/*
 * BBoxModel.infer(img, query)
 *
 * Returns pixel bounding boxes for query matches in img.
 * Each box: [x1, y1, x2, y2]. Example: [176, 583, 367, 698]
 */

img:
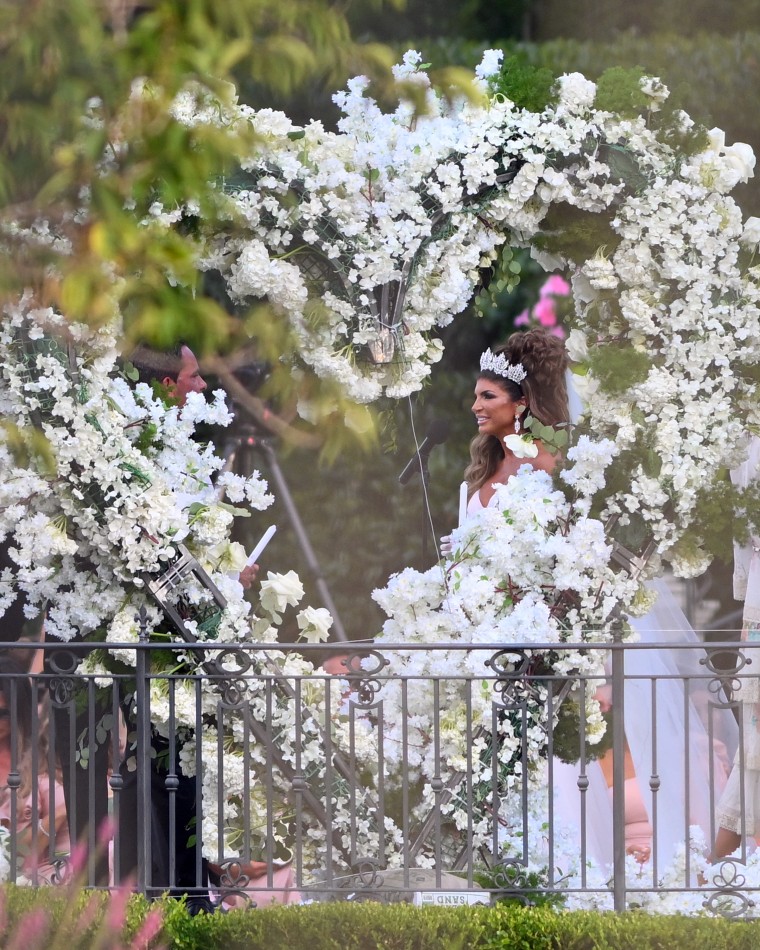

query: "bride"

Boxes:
[448, 327, 738, 876]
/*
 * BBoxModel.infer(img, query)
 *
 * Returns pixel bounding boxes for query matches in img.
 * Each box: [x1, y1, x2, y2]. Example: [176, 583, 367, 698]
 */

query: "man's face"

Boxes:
[164, 345, 207, 406]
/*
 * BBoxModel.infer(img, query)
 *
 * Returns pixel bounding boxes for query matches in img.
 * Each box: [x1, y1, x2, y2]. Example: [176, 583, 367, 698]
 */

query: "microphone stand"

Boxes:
[221, 420, 348, 642]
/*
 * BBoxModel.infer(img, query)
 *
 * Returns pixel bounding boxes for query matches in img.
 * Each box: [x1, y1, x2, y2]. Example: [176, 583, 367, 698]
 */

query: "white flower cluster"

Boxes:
[0, 297, 370, 863]
[0, 296, 274, 643]
[166, 51, 760, 580]
[368, 468, 640, 843]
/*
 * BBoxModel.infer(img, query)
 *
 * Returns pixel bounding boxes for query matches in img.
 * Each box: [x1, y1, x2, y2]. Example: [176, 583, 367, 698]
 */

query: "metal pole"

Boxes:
[135, 607, 153, 895]
[420, 456, 431, 569]
[611, 615, 627, 912]
[258, 439, 348, 641]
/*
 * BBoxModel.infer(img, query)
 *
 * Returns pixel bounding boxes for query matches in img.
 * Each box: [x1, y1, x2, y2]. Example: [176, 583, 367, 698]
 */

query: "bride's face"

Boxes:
[472, 377, 522, 439]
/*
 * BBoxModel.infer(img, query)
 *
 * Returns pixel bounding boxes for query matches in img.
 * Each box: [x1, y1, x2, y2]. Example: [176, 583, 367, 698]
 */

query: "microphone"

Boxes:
[398, 419, 450, 485]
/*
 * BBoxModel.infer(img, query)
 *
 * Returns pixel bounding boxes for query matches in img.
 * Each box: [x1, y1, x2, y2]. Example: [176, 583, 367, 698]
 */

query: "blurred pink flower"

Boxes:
[132, 906, 165, 949]
[540, 274, 571, 297]
[533, 297, 557, 327]
[6, 909, 49, 950]
[105, 884, 132, 935]
[513, 309, 530, 326]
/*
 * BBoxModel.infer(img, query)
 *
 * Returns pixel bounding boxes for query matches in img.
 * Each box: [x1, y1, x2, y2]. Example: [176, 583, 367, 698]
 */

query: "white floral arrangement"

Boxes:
[367, 467, 639, 851]
[169, 52, 760, 863]
[164, 50, 760, 577]
[0, 297, 375, 866]
[0, 294, 270, 642]
[5, 45, 760, 892]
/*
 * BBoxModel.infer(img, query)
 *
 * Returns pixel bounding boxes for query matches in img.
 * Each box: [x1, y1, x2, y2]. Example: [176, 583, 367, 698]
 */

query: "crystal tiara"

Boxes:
[479, 348, 528, 385]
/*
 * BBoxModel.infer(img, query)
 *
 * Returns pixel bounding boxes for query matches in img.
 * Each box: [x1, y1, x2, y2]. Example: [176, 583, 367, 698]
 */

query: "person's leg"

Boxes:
[712, 827, 742, 861]
[167, 771, 210, 912]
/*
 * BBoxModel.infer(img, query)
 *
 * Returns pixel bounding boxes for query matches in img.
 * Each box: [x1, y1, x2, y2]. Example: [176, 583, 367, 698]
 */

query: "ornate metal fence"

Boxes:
[0, 633, 756, 915]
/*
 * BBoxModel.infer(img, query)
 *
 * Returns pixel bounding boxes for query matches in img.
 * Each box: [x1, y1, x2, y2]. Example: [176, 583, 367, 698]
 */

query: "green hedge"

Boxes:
[3, 887, 760, 950]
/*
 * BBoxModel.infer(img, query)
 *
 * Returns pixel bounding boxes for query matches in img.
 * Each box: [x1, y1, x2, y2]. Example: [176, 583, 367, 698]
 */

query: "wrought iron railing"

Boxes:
[0, 632, 755, 916]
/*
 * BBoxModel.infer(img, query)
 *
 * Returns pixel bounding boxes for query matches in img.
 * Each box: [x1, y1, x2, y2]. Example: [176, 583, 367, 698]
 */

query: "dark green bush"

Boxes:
[2, 888, 760, 949]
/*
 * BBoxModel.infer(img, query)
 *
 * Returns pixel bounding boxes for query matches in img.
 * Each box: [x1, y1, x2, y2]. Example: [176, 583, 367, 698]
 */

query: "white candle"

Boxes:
[246, 525, 277, 567]
[458, 481, 468, 527]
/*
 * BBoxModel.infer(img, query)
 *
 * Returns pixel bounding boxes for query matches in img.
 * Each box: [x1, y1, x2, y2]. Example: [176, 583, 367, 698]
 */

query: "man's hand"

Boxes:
[239, 563, 259, 589]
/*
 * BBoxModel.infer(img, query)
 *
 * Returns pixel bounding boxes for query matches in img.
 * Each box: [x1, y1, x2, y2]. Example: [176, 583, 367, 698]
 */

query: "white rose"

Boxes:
[296, 605, 333, 643]
[723, 142, 756, 183]
[202, 540, 248, 574]
[566, 329, 589, 363]
[740, 216, 760, 249]
[259, 570, 305, 620]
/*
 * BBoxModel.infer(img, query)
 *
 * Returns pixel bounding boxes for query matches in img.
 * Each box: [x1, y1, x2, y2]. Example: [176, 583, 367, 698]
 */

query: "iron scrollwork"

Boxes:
[703, 859, 756, 918]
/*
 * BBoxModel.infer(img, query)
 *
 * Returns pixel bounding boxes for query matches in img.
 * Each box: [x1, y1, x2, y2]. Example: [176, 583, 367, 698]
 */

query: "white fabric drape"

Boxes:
[553, 579, 738, 870]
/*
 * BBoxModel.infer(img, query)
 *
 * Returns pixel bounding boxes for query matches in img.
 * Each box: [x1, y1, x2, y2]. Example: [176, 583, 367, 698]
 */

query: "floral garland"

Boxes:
[166, 55, 760, 858]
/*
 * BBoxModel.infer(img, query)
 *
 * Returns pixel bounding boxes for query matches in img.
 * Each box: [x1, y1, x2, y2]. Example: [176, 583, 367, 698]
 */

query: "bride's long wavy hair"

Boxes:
[464, 328, 569, 496]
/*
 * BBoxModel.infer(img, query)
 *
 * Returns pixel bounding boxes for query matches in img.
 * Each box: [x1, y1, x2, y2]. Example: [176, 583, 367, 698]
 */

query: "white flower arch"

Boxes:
[190, 49, 760, 579]
[3, 49, 760, 890]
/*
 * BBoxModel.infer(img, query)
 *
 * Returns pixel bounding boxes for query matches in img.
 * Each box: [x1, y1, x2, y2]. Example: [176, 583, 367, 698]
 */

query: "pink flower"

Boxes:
[132, 907, 164, 949]
[533, 297, 557, 327]
[540, 274, 571, 298]
[513, 309, 530, 326]
[6, 909, 49, 950]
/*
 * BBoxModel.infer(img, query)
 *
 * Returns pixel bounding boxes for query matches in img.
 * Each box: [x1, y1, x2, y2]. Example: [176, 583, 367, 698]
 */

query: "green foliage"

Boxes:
[490, 58, 558, 113]
[531, 0, 760, 42]
[475, 245, 522, 317]
[416, 32, 760, 215]
[0, 0, 405, 450]
[587, 346, 651, 395]
[4, 887, 760, 949]
[551, 700, 612, 765]
[596, 144, 649, 192]
[531, 204, 619, 265]
[525, 415, 569, 452]
[683, 475, 760, 564]
[594, 66, 649, 116]
[0, 885, 153, 949]
[471, 867, 566, 909]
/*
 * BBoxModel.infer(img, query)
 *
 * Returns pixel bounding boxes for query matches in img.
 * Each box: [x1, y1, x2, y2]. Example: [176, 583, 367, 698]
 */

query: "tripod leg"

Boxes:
[258, 442, 348, 642]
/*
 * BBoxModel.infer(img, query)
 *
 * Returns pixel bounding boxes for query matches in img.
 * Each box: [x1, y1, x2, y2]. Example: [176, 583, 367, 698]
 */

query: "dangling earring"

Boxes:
[514, 416, 520, 434]
[514, 404, 525, 433]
